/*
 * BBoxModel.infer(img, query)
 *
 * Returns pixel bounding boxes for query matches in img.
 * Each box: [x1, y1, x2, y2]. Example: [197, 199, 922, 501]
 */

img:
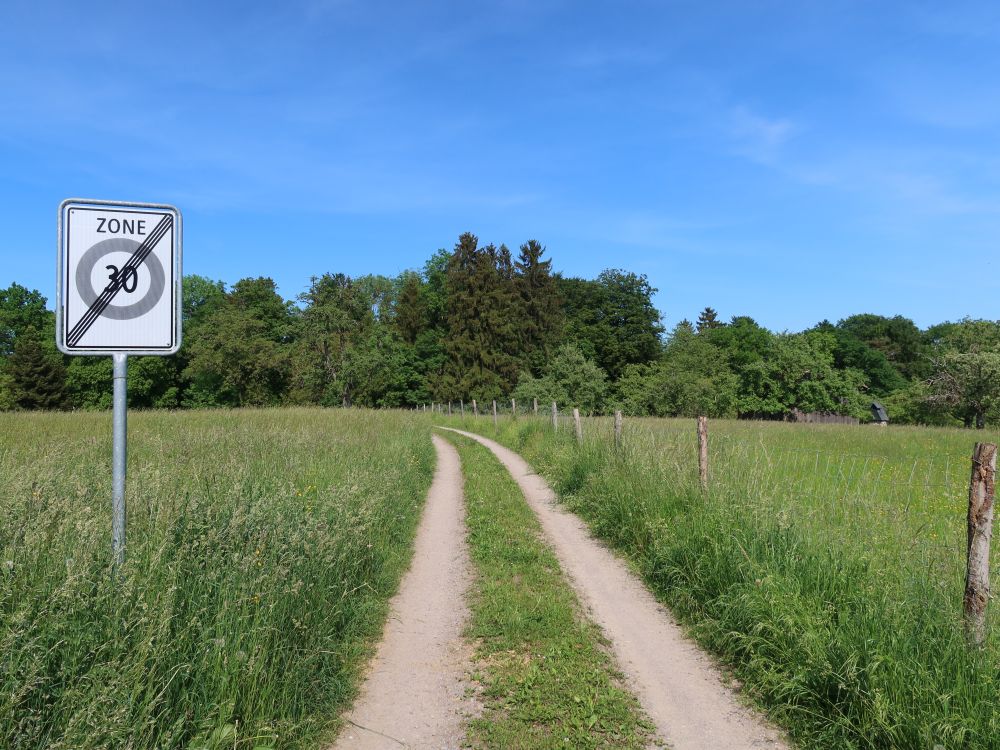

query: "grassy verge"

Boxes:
[441, 430, 653, 749]
[0, 408, 434, 750]
[445, 414, 1000, 750]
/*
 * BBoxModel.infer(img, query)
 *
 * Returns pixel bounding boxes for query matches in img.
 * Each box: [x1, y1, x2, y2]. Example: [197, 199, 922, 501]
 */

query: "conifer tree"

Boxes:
[443, 233, 486, 400]
[515, 239, 564, 375]
[697, 306, 722, 332]
[443, 234, 524, 401]
[7, 330, 69, 409]
[483, 243, 524, 391]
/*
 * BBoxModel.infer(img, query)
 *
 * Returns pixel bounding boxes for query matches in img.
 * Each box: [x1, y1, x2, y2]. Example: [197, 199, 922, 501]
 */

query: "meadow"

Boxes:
[450, 410, 1000, 749]
[0, 408, 434, 750]
[5, 404, 1000, 749]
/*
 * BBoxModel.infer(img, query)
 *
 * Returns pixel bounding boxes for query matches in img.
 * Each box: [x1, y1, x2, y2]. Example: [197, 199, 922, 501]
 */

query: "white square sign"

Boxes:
[57, 199, 182, 355]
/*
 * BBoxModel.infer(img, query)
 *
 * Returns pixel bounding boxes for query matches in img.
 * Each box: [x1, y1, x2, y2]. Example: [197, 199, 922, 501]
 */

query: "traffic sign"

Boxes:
[57, 198, 182, 355]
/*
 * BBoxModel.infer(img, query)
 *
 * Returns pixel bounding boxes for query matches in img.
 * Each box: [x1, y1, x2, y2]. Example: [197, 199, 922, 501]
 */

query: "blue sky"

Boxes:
[1, 0, 998, 332]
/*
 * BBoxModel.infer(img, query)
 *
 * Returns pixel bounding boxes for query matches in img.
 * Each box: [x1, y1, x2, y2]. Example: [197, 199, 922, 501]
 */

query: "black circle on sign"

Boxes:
[75, 238, 166, 320]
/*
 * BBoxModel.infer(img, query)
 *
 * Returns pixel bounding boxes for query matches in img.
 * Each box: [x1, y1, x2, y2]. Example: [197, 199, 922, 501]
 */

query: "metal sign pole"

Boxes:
[112, 353, 128, 570]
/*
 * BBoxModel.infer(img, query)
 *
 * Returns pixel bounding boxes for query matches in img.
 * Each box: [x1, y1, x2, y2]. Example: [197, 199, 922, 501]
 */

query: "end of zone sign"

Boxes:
[57, 199, 182, 355]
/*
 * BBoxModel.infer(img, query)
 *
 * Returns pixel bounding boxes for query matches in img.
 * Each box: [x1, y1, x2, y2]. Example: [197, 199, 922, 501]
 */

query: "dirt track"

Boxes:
[441, 427, 789, 750]
[330, 435, 475, 749]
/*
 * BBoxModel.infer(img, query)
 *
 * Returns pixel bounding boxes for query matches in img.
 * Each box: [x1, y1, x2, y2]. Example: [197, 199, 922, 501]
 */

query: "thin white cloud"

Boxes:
[726, 106, 798, 164]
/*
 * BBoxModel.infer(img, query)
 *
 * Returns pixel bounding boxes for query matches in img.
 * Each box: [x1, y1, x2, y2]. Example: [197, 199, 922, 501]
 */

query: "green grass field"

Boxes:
[6, 405, 1000, 749]
[449, 412, 1000, 749]
[0, 408, 434, 750]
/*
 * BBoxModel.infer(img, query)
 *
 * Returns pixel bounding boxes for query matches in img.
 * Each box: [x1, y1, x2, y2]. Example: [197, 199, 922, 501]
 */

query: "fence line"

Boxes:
[429, 404, 997, 642]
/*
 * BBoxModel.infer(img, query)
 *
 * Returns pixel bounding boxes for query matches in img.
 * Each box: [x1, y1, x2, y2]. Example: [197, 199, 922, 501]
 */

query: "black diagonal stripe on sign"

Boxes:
[67, 214, 173, 347]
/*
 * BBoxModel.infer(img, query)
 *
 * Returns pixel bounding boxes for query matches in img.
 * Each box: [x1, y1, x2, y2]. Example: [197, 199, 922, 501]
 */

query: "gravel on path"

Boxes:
[330, 435, 476, 749]
[440, 427, 790, 750]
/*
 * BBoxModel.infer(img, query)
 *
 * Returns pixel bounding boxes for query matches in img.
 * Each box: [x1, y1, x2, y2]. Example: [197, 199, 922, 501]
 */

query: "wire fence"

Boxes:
[427, 403, 999, 638]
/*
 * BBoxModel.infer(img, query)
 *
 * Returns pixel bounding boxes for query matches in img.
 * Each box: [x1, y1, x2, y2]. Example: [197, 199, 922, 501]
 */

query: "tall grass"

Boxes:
[0, 408, 434, 750]
[451, 413, 1000, 749]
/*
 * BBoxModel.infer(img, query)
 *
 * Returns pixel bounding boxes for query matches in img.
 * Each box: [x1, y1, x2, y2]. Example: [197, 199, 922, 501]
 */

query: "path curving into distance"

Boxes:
[439, 428, 789, 750]
[330, 435, 476, 749]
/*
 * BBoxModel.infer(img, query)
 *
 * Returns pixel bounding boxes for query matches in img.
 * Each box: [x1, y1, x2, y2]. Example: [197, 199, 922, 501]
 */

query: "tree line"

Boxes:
[2, 232, 998, 427]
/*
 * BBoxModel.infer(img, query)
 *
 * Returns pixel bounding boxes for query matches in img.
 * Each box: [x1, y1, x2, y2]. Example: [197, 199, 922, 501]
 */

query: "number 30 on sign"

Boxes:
[57, 199, 182, 356]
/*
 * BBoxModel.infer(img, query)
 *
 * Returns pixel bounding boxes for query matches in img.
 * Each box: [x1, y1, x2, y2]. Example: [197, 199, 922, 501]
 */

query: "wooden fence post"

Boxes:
[511, 399, 516, 418]
[697, 416, 709, 492]
[573, 408, 582, 443]
[472, 399, 477, 417]
[492, 400, 498, 430]
[552, 402, 558, 432]
[448, 402, 452, 416]
[460, 399, 464, 416]
[965, 442, 997, 647]
[614, 410, 623, 450]
[533, 398, 538, 415]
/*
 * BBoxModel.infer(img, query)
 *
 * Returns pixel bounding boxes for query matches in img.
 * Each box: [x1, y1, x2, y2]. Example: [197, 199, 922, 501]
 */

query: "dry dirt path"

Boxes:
[440, 428, 790, 750]
[330, 435, 475, 749]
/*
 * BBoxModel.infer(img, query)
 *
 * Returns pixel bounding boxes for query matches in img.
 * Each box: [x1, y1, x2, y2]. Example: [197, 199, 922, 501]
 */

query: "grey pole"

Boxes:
[112, 353, 128, 570]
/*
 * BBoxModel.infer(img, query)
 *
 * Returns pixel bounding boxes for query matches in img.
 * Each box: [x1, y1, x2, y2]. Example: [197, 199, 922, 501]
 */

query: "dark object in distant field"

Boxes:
[871, 401, 889, 425]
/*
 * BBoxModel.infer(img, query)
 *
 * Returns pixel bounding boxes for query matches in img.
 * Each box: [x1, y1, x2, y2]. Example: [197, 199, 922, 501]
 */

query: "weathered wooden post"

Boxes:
[573, 408, 582, 443]
[552, 401, 558, 432]
[697, 416, 709, 492]
[492, 400, 498, 430]
[448, 402, 452, 416]
[472, 399, 478, 416]
[460, 399, 464, 416]
[533, 398, 538, 415]
[511, 398, 516, 418]
[965, 442, 997, 647]
[614, 410, 623, 450]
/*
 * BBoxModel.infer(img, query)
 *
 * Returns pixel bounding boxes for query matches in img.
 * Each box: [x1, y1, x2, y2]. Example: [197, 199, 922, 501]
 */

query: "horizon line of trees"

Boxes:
[2, 232, 999, 428]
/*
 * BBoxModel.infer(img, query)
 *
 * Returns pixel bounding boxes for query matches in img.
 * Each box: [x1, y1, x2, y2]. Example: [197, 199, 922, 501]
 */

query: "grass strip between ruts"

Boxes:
[441, 430, 655, 749]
